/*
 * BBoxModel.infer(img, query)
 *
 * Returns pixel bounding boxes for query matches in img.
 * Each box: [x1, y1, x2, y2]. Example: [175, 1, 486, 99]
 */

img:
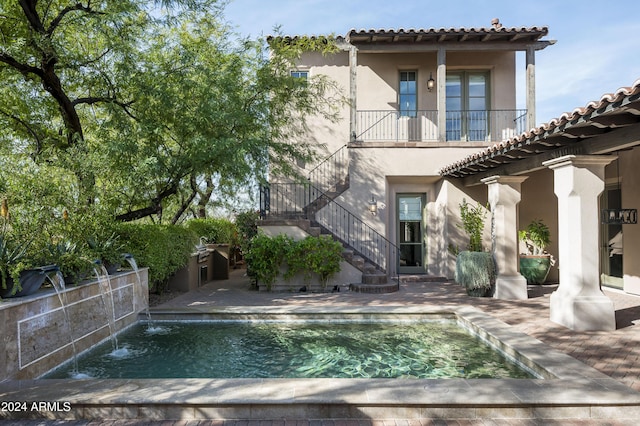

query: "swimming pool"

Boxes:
[43, 318, 535, 379]
[3, 306, 637, 422]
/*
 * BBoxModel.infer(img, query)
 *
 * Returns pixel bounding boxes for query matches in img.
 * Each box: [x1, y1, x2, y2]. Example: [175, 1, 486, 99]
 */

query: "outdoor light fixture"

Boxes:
[427, 72, 435, 92]
[368, 195, 378, 216]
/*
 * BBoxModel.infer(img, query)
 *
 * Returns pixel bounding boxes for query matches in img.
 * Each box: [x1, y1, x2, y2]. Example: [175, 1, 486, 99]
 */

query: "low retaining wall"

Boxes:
[0, 268, 148, 381]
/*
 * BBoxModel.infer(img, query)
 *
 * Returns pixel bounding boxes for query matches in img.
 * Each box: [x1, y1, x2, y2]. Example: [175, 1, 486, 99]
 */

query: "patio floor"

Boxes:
[156, 268, 640, 396]
[5, 268, 640, 425]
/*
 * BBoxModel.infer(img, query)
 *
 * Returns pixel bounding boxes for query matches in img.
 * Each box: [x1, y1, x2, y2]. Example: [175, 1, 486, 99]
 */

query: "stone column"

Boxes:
[543, 155, 616, 331]
[482, 175, 529, 300]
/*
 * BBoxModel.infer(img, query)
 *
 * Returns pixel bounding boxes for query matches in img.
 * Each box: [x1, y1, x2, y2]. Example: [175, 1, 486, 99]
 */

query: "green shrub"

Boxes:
[235, 210, 259, 254]
[244, 233, 293, 289]
[184, 218, 237, 245]
[459, 199, 488, 252]
[287, 236, 343, 287]
[115, 223, 199, 292]
[246, 234, 343, 290]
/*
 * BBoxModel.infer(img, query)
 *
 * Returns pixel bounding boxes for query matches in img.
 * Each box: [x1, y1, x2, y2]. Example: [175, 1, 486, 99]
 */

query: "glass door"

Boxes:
[398, 194, 426, 274]
[600, 185, 623, 289]
[446, 72, 488, 141]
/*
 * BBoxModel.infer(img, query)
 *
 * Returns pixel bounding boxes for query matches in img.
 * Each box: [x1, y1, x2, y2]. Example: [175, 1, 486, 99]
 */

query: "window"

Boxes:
[399, 71, 417, 117]
[290, 70, 309, 79]
[446, 72, 488, 141]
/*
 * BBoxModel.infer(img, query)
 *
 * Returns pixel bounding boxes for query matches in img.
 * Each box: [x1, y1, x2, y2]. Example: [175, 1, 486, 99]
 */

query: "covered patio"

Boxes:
[440, 78, 640, 331]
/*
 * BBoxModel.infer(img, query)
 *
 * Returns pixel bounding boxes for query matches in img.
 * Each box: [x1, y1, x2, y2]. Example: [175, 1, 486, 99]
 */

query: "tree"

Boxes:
[1, 1, 344, 223]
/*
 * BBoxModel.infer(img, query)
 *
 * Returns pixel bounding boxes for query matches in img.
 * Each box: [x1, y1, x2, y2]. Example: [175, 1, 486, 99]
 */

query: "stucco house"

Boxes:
[260, 21, 640, 331]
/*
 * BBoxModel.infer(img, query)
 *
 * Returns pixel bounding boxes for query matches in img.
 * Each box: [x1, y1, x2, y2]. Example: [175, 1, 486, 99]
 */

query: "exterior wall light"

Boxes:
[369, 195, 378, 216]
[427, 72, 435, 92]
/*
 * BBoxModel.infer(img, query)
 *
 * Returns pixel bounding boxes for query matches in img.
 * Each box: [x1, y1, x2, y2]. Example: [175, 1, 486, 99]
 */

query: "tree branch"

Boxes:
[0, 52, 44, 78]
[46, 2, 106, 36]
[0, 108, 44, 157]
[171, 175, 199, 224]
[18, 0, 46, 34]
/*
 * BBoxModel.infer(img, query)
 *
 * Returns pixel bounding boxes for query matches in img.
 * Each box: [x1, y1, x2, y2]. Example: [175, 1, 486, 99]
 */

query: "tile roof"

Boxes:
[347, 25, 549, 45]
[439, 78, 640, 178]
[268, 20, 551, 47]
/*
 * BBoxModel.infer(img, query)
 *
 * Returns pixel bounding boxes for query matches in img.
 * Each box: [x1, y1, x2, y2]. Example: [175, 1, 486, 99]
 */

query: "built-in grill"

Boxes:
[195, 244, 210, 263]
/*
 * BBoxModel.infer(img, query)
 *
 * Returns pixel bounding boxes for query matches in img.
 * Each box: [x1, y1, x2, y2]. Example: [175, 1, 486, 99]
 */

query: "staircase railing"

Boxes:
[307, 144, 349, 195]
[260, 181, 400, 281]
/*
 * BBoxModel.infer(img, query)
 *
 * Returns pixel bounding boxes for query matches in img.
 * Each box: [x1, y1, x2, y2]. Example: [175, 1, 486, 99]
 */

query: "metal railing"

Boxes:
[260, 182, 400, 282]
[356, 109, 527, 142]
[307, 144, 349, 195]
[356, 110, 438, 141]
[445, 109, 527, 142]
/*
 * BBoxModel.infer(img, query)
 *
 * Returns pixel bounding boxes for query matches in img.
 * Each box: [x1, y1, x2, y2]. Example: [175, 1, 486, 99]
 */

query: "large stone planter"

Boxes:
[519, 255, 552, 284]
[0, 266, 58, 298]
[455, 251, 496, 297]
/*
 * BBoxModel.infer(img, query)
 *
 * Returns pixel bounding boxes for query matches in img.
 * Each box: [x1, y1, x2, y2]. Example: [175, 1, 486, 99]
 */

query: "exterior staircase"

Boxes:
[259, 145, 400, 292]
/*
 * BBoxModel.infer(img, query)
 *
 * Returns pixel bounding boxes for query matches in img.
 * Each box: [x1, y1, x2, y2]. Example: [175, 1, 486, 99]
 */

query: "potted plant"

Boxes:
[43, 240, 93, 285]
[454, 199, 495, 297]
[0, 203, 57, 298]
[518, 219, 555, 284]
[87, 233, 125, 275]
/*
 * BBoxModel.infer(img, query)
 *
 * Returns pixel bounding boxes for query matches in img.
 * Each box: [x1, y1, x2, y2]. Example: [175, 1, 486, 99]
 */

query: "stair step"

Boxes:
[400, 275, 449, 283]
[351, 256, 365, 271]
[362, 272, 388, 285]
[349, 282, 399, 294]
[342, 249, 354, 262]
[307, 227, 321, 237]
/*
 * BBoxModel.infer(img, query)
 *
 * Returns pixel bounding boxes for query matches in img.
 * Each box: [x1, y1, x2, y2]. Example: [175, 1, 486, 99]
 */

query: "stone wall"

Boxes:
[0, 268, 148, 381]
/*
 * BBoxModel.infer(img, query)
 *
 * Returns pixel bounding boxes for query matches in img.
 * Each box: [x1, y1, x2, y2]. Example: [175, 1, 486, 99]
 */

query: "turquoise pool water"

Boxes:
[44, 320, 534, 379]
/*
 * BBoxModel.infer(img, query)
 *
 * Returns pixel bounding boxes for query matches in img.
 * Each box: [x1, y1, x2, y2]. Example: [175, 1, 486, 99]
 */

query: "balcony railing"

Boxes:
[355, 109, 527, 143]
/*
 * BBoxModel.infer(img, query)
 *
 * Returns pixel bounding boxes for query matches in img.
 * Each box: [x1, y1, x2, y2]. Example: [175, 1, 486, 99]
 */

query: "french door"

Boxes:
[446, 72, 489, 141]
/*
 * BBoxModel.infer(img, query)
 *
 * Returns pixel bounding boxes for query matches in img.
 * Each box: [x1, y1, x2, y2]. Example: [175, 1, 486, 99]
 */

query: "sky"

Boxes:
[223, 0, 640, 127]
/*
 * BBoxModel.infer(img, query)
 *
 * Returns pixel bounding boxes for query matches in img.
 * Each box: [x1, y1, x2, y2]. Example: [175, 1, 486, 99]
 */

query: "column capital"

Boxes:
[542, 154, 616, 170]
[481, 175, 529, 186]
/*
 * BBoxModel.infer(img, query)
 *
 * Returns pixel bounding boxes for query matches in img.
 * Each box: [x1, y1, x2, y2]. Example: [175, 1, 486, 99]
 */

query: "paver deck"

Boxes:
[4, 268, 640, 425]
[157, 269, 640, 395]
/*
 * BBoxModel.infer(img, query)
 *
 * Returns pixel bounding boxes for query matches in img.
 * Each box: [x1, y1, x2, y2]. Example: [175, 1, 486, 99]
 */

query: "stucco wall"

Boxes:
[519, 168, 559, 282]
[619, 148, 640, 294]
[297, 49, 517, 156]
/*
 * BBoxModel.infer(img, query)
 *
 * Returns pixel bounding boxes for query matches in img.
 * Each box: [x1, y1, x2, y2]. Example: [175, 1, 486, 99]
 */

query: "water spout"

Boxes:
[93, 262, 118, 351]
[46, 267, 79, 374]
[122, 254, 152, 327]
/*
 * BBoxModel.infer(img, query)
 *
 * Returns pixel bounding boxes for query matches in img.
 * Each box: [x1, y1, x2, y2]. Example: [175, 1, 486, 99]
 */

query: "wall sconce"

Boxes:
[427, 72, 435, 92]
[368, 195, 378, 216]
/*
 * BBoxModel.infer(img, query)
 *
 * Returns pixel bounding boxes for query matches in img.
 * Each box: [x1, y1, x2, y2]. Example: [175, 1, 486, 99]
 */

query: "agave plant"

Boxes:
[0, 233, 31, 293]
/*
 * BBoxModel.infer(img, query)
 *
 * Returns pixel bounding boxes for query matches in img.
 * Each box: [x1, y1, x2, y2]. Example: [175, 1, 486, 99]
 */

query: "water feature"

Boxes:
[43, 265, 79, 374]
[43, 319, 536, 379]
[93, 261, 118, 351]
[122, 253, 164, 333]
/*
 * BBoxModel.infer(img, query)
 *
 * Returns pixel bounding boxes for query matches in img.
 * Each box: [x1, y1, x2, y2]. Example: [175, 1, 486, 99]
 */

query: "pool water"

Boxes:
[44, 320, 535, 379]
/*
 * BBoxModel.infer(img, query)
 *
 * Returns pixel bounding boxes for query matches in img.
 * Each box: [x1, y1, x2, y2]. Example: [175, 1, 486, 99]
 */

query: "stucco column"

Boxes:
[437, 47, 446, 142]
[482, 175, 529, 300]
[349, 46, 357, 141]
[543, 155, 616, 331]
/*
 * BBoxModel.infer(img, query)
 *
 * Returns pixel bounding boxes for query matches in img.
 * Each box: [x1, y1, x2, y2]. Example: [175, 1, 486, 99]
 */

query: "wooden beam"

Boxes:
[352, 40, 554, 53]
[458, 122, 640, 186]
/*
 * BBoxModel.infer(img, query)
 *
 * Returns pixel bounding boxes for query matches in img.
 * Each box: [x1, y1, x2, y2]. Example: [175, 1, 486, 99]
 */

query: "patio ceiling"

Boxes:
[439, 78, 640, 185]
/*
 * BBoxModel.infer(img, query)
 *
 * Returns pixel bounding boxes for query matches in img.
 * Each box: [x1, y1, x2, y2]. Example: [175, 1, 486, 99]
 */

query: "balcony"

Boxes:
[355, 109, 527, 143]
